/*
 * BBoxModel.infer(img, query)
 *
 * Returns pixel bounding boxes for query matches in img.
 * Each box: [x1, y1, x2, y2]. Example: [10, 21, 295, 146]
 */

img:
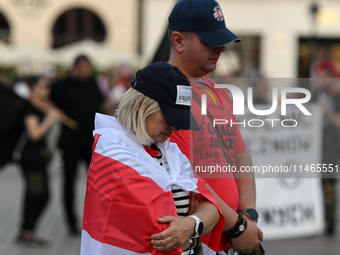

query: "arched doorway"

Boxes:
[52, 8, 106, 48]
[0, 11, 11, 41]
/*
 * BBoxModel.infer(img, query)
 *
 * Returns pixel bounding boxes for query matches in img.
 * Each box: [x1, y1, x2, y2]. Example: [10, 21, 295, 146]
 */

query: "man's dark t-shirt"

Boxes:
[50, 76, 103, 149]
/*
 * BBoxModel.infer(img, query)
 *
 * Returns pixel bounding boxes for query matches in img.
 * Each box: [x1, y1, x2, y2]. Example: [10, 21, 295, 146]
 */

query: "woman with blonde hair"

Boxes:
[81, 62, 224, 255]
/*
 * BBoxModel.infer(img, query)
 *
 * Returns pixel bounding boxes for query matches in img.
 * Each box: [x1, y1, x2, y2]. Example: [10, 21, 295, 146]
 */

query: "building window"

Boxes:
[52, 8, 106, 48]
[0, 12, 10, 40]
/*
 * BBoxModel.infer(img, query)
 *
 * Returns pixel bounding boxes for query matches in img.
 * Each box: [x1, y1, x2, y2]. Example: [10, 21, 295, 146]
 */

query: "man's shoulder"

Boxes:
[201, 76, 215, 85]
[191, 76, 232, 101]
[52, 76, 71, 88]
[190, 76, 214, 87]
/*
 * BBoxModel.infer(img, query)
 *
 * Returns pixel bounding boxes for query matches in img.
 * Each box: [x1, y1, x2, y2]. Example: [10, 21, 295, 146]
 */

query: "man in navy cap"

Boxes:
[168, 0, 263, 254]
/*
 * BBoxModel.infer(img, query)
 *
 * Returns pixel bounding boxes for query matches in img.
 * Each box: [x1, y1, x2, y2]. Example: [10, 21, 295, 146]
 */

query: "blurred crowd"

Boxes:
[0, 54, 134, 247]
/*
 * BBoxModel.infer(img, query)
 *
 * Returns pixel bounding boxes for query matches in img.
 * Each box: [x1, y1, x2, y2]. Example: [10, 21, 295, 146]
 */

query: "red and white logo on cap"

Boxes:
[213, 6, 224, 22]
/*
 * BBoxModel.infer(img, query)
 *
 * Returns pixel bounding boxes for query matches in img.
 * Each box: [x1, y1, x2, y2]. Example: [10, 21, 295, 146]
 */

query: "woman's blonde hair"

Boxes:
[116, 87, 160, 145]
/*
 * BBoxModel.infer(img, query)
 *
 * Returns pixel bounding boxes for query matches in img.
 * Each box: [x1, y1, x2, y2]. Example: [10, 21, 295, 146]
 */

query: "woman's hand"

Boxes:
[151, 216, 195, 252]
[47, 108, 60, 122]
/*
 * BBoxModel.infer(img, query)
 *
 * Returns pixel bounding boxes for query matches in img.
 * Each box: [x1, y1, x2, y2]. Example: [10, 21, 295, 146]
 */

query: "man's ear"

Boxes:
[171, 31, 186, 53]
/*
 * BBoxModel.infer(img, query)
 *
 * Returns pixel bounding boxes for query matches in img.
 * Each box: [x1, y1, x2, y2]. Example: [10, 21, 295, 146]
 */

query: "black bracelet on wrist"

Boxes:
[184, 237, 197, 252]
[225, 214, 247, 239]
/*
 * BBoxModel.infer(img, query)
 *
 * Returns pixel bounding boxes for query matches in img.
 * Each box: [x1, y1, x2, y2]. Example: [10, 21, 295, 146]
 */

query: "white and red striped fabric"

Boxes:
[81, 113, 224, 255]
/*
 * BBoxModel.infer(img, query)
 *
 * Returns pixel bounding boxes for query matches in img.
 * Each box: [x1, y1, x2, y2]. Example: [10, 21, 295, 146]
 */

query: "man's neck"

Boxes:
[168, 53, 201, 80]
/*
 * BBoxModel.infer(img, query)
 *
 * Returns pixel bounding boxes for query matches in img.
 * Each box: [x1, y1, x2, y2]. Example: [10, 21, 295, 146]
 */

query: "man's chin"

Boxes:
[204, 64, 218, 74]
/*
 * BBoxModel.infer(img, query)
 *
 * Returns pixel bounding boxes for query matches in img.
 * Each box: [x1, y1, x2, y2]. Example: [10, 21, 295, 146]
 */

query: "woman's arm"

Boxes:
[150, 198, 219, 252]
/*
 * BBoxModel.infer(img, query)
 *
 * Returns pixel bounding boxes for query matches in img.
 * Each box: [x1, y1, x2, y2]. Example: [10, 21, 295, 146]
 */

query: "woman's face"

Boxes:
[31, 78, 51, 99]
[145, 111, 179, 144]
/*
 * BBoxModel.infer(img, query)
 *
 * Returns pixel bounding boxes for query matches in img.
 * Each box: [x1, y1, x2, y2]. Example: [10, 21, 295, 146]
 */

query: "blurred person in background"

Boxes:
[12, 66, 56, 101]
[96, 72, 111, 99]
[15, 76, 59, 247]
[107, 62, 134, 115]
[0, 79, 26, 168]
[315, 60, 340, 235]
[50, 55, 104, 236]
[12, 78, 30, 100]
[97, 62, 135, 116]
[43, 65, 57, 84]
[251, 75, 270, 105]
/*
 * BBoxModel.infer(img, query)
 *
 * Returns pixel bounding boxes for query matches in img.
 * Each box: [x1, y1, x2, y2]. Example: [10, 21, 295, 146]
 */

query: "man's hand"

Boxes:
[151, 216, 195, 252]
[188, 191, 199, 215]
[231, 217, 264, 254]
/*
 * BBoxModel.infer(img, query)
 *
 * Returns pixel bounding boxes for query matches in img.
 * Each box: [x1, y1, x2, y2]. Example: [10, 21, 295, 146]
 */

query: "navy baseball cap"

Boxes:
[131, 62, 199, 131]
[168, 0, 240, 47]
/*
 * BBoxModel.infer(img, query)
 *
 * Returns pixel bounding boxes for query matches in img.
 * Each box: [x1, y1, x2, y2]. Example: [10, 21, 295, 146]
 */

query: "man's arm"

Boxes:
[232, 151, 263, 253]
[205, 179, 261, 254]
[205, 151, 263, 254]
[235, 151, 256, 210]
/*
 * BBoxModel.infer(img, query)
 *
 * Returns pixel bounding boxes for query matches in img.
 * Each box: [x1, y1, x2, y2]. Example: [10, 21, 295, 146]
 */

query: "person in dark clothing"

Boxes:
[315, 60, 340, 236]
[16, 76, 59, 247]
[50, 55, 104, 235]
[0, 81, 26, 168]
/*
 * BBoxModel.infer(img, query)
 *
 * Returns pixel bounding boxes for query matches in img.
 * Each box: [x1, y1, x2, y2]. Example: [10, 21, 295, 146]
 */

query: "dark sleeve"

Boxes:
[49, 79, 64, 107]
[24, 102, 45, 122]
[25, 102, 38, 116]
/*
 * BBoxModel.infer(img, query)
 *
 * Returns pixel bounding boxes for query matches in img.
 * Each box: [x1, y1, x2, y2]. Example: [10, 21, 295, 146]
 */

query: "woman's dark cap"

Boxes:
[131, 61, 199, 130]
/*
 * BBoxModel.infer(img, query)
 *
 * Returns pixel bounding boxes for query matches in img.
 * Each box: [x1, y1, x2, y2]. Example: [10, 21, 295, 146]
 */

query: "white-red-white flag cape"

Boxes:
[81, 113, 224, 255]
